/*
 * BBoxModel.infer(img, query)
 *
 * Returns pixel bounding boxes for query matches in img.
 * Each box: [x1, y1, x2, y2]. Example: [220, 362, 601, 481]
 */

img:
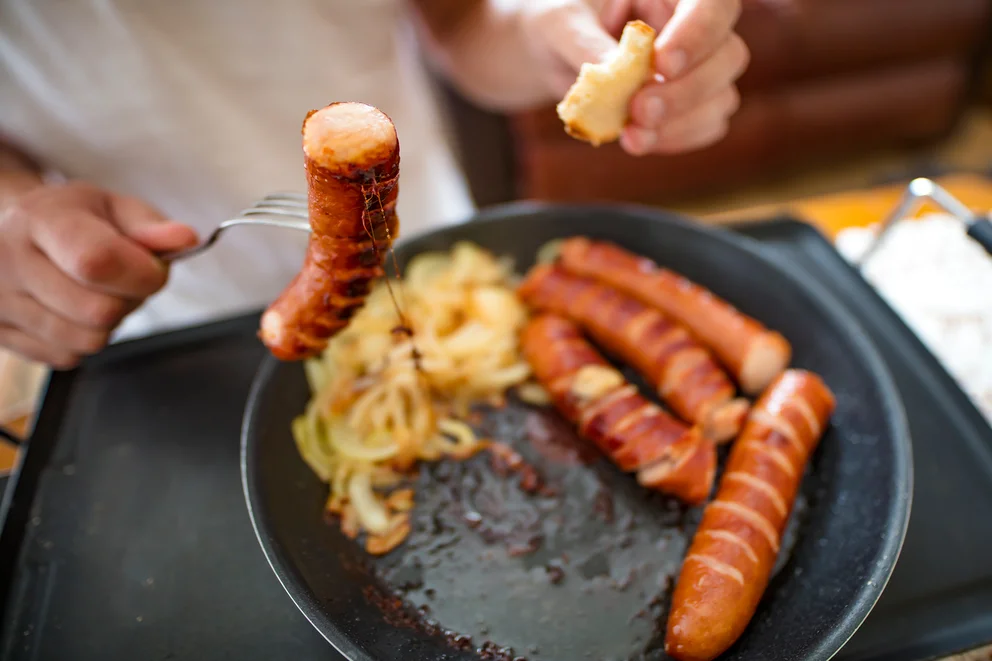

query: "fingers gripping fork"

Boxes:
[856, 178, 992, 268]
[158, 192, 311, 263]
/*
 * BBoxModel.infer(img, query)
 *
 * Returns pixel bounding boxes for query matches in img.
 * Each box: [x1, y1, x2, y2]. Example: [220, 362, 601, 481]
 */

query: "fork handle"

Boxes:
[157, 244, 210, 264]
[155, 216, 312, 264]
[967, 216, 992, 257]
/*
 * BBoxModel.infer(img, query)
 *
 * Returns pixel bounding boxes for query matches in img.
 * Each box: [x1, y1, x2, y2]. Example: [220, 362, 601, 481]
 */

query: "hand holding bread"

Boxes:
[524, 0, 748, 155]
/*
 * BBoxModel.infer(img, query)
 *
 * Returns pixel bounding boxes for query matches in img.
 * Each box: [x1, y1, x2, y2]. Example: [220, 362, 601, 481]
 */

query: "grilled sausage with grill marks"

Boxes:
[665, 370, 836, 661]
[521, 314, 716, 504]
[558, 237, 791, 395]
[260, 102, 400, 361]
[517, 264, 749, 442]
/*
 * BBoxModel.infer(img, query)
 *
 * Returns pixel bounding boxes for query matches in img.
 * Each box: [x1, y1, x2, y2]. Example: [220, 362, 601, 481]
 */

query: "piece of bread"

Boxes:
[556, 20, 657, 147]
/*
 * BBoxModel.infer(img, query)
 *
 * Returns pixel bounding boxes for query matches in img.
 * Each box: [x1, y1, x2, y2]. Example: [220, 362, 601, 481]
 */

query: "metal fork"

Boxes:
[159, 192, 312, 263]
[855, 177, 992, 268]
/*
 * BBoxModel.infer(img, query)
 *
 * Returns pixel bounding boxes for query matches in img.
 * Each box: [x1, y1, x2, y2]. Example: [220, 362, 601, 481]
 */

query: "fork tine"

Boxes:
[262, 192, 308, 204]
[160, 192, 311, 262]
[256, 198, 307, 210]
[241, 205, 309, 219]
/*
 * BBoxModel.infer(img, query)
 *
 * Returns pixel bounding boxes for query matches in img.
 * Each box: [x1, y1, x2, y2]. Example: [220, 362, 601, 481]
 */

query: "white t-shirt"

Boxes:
[0, 0, 476, 340]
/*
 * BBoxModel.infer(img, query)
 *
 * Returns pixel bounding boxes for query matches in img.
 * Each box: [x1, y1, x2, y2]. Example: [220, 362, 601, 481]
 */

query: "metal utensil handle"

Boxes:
[856, 177, 985, 267]
[158, 216, 312, 263]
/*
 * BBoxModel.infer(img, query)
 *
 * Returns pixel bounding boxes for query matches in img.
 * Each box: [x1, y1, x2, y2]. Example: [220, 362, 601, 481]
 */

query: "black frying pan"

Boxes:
[241, 204, 912, 661]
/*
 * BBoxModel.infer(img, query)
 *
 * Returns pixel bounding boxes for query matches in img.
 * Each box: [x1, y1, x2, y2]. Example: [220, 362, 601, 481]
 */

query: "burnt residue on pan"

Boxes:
[365, 395, 812, 661]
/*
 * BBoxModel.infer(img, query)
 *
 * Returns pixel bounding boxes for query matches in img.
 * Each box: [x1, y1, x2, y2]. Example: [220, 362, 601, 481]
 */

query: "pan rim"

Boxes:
[241, 201, 912, 661]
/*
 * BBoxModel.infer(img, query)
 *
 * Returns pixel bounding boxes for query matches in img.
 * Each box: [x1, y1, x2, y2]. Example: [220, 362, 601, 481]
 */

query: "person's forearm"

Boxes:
[0, 141, 44, 207]
[414, 1, 557, 112]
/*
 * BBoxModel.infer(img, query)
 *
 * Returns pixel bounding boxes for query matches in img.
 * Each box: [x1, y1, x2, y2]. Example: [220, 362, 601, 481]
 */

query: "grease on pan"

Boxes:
[287, 234, 824, 660]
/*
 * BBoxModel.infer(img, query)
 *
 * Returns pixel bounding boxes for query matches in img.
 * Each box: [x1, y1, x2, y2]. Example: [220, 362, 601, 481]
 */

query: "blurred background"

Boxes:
[437, 0, 992, 218]
[2, 0, 992, 450]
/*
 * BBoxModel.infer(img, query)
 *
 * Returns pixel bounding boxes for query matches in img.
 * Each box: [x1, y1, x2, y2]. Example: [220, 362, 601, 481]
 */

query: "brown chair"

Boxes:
[440, 0, 992, 207]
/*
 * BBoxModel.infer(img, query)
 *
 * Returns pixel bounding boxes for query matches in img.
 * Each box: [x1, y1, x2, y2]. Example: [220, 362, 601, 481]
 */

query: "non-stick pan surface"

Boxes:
[242, 204, 911, 661]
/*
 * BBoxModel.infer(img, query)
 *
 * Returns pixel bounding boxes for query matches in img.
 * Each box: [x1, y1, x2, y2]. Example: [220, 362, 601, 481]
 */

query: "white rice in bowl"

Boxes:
[835, 213, 992, 425]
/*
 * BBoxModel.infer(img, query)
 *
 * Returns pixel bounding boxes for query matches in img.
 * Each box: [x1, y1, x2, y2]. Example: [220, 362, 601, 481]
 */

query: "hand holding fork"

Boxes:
[0, 182, 309, 368]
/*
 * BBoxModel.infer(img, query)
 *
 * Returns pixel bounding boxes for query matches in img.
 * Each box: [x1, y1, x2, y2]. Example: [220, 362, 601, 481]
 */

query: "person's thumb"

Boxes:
[526, 0, 621, 73]
[107, 193, 199, 255]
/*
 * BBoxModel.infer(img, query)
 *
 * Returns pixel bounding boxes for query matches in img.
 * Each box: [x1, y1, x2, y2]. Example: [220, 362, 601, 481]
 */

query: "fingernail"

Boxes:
[642, 97, 665, 124]
[659, 49, 687, 78]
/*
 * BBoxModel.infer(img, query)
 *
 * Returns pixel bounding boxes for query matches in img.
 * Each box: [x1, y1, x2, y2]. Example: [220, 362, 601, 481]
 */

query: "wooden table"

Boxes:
[699, 172, 992, 236]
[1, 174, 991, 660]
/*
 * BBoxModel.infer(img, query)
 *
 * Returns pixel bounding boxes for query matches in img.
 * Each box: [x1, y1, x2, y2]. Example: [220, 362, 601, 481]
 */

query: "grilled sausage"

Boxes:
[260, 102, 400, 360]
[518, 264, 749, 443]
[557, 237, 792, 395]
[522, 314, 716, 504]
[664, 370, 836, 661]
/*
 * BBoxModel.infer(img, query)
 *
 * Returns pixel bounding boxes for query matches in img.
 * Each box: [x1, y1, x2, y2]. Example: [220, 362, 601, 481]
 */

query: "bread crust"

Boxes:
[556, 20, 657, 147]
